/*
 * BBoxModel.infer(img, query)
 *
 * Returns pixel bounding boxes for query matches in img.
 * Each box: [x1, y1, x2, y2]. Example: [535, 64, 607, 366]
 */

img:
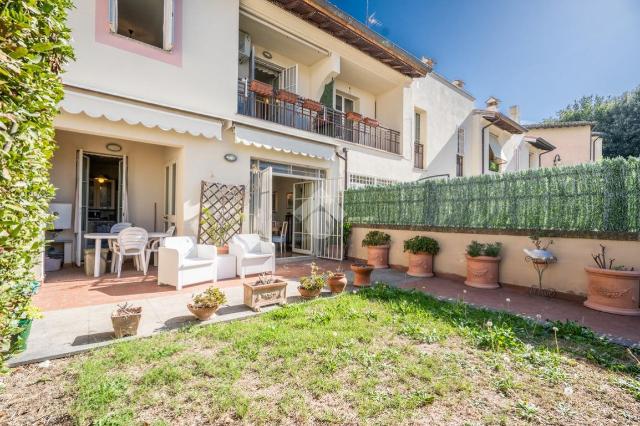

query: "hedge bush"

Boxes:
[344, 158, 640, 235]
[0, 0, 73, 371]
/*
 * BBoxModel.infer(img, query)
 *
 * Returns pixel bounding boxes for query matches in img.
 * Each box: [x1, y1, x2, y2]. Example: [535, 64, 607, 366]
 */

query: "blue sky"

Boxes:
[331, 0, 640, 123]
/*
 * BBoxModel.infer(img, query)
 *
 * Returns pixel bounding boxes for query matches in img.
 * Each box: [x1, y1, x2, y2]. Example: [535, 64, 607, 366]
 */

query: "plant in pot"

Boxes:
[298, 262, 327, 299]
[327, 266, 348, 294]
[188, 286, 227, 321]
[362, 230, 391, 269]
[403, 236, 440, 277]
[584, 245, 640, 315]
[244, 273, 288, 312]
[201, 209, 242, 255]
[111, 303, 142, 338]
[465, 241, 502, 289]
[342, 222, 352, 259]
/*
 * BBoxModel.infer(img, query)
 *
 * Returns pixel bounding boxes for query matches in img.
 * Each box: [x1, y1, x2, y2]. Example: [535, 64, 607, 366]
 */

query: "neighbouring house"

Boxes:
[524, 121, 603, 168]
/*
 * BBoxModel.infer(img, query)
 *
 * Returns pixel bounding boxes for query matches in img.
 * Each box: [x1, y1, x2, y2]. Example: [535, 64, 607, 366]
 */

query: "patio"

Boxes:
[10, 258, 640, 367]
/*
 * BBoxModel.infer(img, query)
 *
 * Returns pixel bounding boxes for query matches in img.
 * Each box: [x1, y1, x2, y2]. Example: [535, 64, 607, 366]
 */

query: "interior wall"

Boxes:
[271, 176, 304, 223]
[348, 226, 640, 296]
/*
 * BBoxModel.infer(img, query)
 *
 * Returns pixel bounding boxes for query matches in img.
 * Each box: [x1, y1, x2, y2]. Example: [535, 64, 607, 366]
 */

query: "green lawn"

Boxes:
[2, 284, 640, 425]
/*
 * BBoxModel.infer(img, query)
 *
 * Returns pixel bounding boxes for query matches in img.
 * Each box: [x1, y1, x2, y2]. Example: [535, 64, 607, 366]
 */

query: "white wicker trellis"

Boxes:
[197, 181, 245, 245]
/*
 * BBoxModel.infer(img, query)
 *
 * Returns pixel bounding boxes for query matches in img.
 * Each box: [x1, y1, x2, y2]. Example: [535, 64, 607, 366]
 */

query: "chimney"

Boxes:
[509, 105, 520, 123]
[485, 96, 500, 112]
[420, 56, 434, 68]
[452, 80, 465, 89]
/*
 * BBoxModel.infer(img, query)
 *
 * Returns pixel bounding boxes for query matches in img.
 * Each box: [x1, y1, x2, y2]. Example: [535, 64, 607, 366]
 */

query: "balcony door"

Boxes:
[292, 181, 314, 255]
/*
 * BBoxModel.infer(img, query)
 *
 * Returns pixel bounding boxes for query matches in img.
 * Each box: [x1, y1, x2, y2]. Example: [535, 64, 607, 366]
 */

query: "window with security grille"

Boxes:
[348, 174, 397, 189]
[456, 127, 465, 177]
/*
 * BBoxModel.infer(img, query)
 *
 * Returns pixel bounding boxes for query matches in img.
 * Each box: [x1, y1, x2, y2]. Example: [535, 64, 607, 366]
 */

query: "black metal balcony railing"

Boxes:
[414, 143, 424, 169]
[237, 79, 401, 155]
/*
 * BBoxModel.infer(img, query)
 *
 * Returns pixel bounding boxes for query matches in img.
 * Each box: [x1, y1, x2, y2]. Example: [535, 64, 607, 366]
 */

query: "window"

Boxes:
[414, 111, 425, 169]
[414, 112, 421, 145]
[456, 128, 465, 177]
[488, 133, 504, 173]
[529, 152, 536, 169]
[109, 0, 174, 50]
[348, 174, 397, 189]
[335, 94, 355, 113]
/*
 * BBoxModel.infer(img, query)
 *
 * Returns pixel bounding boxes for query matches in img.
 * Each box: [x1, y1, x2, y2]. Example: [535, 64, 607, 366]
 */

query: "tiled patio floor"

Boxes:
[11, 259, 640, 367]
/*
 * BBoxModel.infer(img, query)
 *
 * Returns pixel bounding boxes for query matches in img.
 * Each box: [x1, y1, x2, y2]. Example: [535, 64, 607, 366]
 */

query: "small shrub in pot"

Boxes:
[403, 236, 439, 277]
[298, 262, 327, 299]
[362, 231, 391, 269]
[188, 287, 227, 321]
[465, 241, 502, 289]
[584, 245, 640, 316]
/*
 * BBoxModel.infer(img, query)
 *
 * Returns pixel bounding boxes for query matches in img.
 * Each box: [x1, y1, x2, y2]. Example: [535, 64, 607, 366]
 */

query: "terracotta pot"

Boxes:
[276, 89, 298, 104]
[298, 287, 322, 299]
[187, 304, 219, 321]
[249, 80, 273, 97]
[302, 98, 323, 112]
[584, 266, 640, 315]
[346, 111, 363, 122]
[216, 245, 229, 255]
[465, 255, 500, 289]
[111, 307, 142, 338]
[407, 252, 434, 277]
[367, 245, 389, 269]
[244, 279, 288, 312]
[350, 264, 374, 287]
[328, 273, 347, 294]
[363, 117, 380, 127]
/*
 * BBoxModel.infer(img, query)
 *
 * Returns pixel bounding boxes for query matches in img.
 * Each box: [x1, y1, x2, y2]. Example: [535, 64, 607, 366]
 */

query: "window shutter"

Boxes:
[280, 65, 298, 94]
[163, 0, 175, 51]
[108, 0, 118, 33]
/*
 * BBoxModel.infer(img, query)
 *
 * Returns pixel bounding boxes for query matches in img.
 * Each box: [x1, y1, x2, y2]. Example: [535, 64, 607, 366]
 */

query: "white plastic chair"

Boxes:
[158, 236, 217, 290]
[109, 222, 131, 273]
[113, 227, 149, 278]
[145, 225, 176, 271]
[229, 234, 275, 280]
[272, 221, 288, 257]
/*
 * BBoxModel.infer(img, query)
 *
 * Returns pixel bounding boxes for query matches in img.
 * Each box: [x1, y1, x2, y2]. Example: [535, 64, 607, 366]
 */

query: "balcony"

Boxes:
[414, 143, 424, 169]
[237, 79, 401, 154]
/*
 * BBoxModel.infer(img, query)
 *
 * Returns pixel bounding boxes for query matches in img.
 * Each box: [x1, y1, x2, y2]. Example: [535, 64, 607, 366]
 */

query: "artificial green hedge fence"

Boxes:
[0, 0, 73, 371]
[344, 158, 640, 235]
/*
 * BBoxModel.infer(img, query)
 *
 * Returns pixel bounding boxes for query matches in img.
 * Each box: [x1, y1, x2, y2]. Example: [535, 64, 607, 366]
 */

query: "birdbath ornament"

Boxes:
[524, 235, 557, 297]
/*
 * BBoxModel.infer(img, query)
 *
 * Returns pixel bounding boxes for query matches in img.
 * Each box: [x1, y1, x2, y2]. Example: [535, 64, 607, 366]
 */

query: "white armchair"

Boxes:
[158, 236, 217, 290]
[229, 234, 275, 280]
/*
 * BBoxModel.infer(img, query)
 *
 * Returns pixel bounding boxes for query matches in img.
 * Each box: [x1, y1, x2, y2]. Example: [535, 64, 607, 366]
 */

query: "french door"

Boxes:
[250, 166, 272, 241]
[164, 161, 177, 230]
[292, 181, 314, 255]
[314, 178, 344, 261]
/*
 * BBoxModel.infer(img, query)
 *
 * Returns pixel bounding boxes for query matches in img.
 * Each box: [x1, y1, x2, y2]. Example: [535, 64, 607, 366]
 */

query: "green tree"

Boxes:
[0, 0, 74, 370]
[549, 86, 640, 158]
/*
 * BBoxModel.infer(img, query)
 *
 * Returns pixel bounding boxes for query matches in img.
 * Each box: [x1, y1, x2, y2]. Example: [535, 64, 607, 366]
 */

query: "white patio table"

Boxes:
[84, 232, 169, 278]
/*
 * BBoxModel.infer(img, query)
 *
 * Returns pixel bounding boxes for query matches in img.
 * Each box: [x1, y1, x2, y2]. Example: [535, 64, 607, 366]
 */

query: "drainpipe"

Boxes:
[538, 148, 555, 168]
[417, 173, 450, 181]
[335, 147, 348, 190]
[481, 120, 498, 175]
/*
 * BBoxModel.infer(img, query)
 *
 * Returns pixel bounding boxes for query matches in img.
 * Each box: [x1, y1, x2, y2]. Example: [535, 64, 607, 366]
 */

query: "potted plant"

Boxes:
[362, 230, 391, 269]
[327, 266, 347, 294]
[201, 209, 242, 255]
[403, 236, 440, 277]
[249, 80, 273, 97]
[584, 245, 640, 315]
[350, 263, 374, 287]
[302, 98, 323, 112]
[187, 287, 227, 321]
[343, 222, 352, 259]
[243, 273, 288, 312]
[346, 111, 363, 122]
[465, 241, 502, 289]
[111, 303, 142, 338]
[298, 262, 327, 299]
[276, 89, 298, 104]
[363, 117, 380, 127]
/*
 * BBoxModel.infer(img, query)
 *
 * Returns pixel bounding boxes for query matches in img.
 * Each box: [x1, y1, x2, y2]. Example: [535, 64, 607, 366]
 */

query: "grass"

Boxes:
[2, 283, 640, 425]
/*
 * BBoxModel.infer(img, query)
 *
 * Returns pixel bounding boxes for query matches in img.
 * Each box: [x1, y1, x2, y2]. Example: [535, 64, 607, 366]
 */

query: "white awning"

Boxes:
[488, 136, 506, 163]
[234, 125, 335, 161]
[60, 89, 222, 140]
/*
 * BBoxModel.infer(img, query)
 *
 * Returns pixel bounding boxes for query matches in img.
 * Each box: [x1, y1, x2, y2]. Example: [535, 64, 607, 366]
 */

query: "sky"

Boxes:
[330, 0, 640, 123]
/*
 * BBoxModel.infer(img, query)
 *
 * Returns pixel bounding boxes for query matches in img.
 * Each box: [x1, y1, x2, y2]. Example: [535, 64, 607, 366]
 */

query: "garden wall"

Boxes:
[348, 226, 640, 297]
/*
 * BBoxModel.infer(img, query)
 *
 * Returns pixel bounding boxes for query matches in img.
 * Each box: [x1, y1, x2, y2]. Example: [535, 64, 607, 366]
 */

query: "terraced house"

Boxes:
[46, 0, 579, 273]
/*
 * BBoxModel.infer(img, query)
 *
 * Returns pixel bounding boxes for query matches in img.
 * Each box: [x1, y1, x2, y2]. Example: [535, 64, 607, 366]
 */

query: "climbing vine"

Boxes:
[0, 0, 74, 370]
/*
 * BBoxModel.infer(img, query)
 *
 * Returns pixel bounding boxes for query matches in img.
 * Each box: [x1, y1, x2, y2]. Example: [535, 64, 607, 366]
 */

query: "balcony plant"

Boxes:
[403, 236, 440, 277]
[327, 266, 347, 294]
[363, 117, 380, 128]
[465, 241, 502, 289]
[249, 80, 273, 97]
[362, 230, 391, 268]
[188, 287, 227, 321]
[346, 111, 363, 122]
[302, 98, 323, 112]
[276, 89, 298, 104]
[111, 303, 142, 338]
[584, 245, 640, 315]
[244, 273, 288, 312]
[298, 262, 327, 299]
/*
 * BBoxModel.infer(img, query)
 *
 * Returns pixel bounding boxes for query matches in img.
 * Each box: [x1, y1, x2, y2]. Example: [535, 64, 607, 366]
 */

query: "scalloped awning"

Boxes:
[234, 125, 335, 161]
[59, 89, 222, 140]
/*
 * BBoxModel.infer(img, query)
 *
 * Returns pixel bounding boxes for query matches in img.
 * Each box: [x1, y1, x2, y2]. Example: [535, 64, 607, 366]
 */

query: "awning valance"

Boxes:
[60, 89, 222, 140]
[234, 125, 335, 161]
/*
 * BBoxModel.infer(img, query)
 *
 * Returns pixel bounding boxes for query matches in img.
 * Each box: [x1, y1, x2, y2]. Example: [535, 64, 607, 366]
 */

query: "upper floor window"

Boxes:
[456, 128, 465, 177]
[108, 0, 174, 50]
[488, 133, 504, 173]
[414, 112, 421, 144]
[335, 94, 355, 113]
